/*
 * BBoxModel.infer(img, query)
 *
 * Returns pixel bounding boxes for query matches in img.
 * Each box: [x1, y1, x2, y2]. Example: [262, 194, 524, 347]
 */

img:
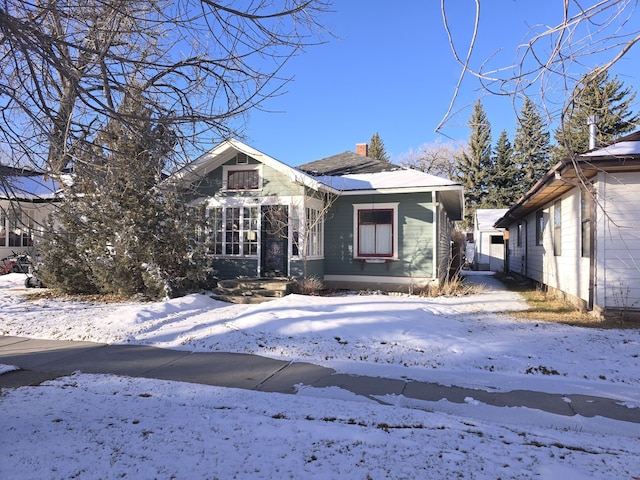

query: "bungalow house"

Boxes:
[472, 208, 508, 271]
[0, 166, 58, 263]
[170, 139, 464, 291]
[494, 131, 640, 319]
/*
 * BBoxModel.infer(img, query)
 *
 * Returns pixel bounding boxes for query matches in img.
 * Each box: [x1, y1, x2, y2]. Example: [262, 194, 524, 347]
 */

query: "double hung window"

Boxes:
[353, 203, 398, 259]
[292, 206, 323, 258]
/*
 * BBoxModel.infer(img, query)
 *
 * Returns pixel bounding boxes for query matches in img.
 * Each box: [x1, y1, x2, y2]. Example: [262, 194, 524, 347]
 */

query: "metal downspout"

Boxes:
[524, 220, 528, 278]
[588, 188, 596, 311]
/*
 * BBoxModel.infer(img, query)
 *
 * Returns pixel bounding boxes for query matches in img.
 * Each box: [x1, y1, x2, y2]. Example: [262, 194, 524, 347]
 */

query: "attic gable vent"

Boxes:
[236, 153, 249, 164]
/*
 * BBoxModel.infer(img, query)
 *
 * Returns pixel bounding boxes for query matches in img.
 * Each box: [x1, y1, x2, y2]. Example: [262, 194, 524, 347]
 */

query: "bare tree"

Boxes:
[0, 0, 330, 175]
[397, 139, 464, 180]
[437, 0, 640, 139]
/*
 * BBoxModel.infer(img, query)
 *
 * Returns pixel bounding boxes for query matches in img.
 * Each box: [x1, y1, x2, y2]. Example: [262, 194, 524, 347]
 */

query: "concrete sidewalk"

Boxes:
[1, 335, 638, 424]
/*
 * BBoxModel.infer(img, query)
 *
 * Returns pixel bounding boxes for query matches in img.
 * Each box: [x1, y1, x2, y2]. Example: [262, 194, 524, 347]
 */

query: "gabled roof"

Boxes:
[297, 151, 402, 176]
[495, 130, 640, 228]
[169, 139, 465, 221]
[0, 166, 59, 202]
[167, 139, 338, 194]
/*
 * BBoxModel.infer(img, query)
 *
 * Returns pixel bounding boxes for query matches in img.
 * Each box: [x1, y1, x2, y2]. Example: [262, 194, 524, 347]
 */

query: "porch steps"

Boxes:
[211, 278, 295, 304]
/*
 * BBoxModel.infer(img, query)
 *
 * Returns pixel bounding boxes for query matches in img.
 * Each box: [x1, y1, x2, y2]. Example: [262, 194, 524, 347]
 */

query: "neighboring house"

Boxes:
[170, 139, 464, 291]
[494, 131, 640, 319]
[473, 208, 508, 271]
[0, 166, 58, 261]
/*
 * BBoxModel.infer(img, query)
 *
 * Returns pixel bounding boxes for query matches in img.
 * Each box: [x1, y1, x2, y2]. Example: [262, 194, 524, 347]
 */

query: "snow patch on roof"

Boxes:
[1, 175, 59, 201]
[581, 140, 640, 157]
[315, 169, 459, 191]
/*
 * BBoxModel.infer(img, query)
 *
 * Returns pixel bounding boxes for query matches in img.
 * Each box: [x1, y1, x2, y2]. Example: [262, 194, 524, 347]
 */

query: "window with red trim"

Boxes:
[227, 169, 259, 190]
[357, 209, 393, 257]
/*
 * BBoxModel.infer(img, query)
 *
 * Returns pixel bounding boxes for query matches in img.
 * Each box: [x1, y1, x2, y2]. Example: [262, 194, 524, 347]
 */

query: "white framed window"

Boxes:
[581, 189, 592, 258]
[206, 206, 258, 257]
[222, 165, 262, 191]
[291, 204, 324, 259]
[353, 203, 399, 259]
[0, 207, 34, 247]
[305, 207, 323, 257]
[553, 199, 562, 256]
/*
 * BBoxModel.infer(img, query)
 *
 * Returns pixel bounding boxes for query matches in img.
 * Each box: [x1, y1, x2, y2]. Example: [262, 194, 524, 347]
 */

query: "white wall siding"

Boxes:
[595, 171, 640, 311]
[508, 190, 590, 305]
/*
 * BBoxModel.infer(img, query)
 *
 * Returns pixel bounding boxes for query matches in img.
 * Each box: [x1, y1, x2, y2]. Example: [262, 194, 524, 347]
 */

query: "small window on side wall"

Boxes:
[535, 210, 544, 246]
[553, 200, 562, 256]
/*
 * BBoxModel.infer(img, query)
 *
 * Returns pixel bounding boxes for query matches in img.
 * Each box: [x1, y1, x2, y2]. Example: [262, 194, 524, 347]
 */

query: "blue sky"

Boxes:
[241, 1, 640, 166]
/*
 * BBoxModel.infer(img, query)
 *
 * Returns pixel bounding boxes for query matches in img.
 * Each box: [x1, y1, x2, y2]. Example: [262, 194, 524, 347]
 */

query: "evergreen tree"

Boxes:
[485, 129, 516, 208]
[368, 132, 390, 162]
[512, 97, 551, 200]
[555, 70, 640, 158]
[40, 88, 213, 298]
[457, 100, 492, 225]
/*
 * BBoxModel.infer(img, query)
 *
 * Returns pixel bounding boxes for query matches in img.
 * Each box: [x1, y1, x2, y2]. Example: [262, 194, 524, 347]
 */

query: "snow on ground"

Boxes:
[1, 272, 640, 479]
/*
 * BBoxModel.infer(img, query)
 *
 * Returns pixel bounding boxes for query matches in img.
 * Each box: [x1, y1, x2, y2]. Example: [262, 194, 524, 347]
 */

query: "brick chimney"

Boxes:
[356, 143, 368, 156]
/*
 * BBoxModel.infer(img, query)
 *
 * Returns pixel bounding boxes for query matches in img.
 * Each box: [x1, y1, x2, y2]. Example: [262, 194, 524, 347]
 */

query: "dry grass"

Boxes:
[499, 277, 639, 329]
[22, 288, 134, 303]
[419, 275, 483, 297]
[294, 277, 324, 296]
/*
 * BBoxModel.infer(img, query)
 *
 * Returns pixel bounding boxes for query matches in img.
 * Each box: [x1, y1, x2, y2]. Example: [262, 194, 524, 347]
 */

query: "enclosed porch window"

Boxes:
[207, 206, 258, 256]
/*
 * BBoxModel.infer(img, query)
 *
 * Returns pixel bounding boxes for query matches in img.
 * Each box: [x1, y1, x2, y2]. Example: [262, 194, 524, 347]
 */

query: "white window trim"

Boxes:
[352, 202, 399, 260]
[291, 197, 325, 260]
[205, 205, 260, 258]
[222, 164, 263, 191]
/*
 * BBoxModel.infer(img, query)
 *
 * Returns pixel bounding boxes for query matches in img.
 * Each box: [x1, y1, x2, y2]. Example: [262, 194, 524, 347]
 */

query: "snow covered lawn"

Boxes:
[1, 272, 639, 479]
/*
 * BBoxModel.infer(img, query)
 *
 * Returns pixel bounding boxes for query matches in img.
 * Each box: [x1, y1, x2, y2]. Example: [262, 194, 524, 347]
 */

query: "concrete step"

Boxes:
[212, 278, 295, 304]
[210, 294, 276, 305]
[214, 287, 287, 298]
[218, 278, 293, 292]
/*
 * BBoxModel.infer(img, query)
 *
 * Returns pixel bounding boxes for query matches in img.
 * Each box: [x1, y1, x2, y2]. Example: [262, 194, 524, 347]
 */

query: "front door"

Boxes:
[261, 205, 288, 277]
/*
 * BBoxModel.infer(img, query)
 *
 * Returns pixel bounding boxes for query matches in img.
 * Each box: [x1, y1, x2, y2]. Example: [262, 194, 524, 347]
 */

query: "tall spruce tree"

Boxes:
[512, 98, 551, 200]
[458, 100, 492, 225]
[555, 70, 640, 158]
[368, 132, 390, 162]
[40, 88, 213, 298]
[485, 129, 516, 208]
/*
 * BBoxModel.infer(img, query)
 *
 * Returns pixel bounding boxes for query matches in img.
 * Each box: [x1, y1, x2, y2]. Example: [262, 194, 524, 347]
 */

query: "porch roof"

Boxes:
[495, 130, 640, 228]
[314, 169, 464, 220]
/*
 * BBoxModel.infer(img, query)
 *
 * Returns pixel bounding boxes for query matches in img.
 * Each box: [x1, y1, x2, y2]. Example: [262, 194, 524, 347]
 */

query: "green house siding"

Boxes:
[214, 258, 259, 280]
[195, 158, 304, 198]
[290, 258, 324, 279]
[323, 193, 436, 280]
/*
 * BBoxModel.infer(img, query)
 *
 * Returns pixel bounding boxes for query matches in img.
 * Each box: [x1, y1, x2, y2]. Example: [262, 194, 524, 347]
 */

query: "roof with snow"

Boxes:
[0, 166, 59, 202]
[495, 130, 640, 228]
[314, 169, 464, 220]
[314, 169, 460, 192]
[169, 139, 465, 221]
